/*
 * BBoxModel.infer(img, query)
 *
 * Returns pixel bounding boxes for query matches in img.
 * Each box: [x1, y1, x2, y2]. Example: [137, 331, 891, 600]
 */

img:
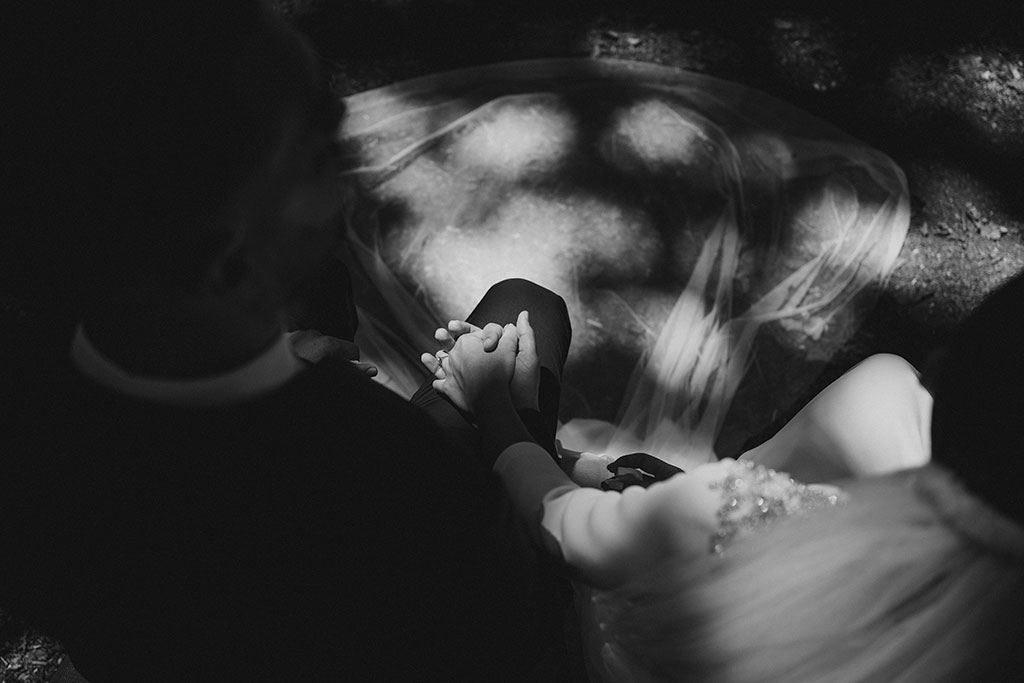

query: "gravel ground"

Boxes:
[3, 1, 1022, 680]
[285, 0, 1024, 375]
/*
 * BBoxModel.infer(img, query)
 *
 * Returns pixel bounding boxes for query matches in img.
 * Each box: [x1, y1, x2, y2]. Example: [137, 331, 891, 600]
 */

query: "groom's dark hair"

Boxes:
[929, 271, 1024, 524]
[6, 0, 338, 312]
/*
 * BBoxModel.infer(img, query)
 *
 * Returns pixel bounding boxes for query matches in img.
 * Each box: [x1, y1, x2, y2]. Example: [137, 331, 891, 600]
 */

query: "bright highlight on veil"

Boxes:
[338, 59, 909, 469]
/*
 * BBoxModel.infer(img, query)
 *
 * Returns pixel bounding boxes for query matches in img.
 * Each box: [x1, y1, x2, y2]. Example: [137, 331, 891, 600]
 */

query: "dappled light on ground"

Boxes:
[393, 190, 663, 360]
[600, 99, 713, 172]
[340, 59, 909, 465]
[448, 96, 578, 178]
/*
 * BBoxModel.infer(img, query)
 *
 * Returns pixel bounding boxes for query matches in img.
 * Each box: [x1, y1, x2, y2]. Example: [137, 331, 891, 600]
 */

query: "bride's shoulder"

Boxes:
[678, 458, 845, 554]
[627, 459, 844, 558]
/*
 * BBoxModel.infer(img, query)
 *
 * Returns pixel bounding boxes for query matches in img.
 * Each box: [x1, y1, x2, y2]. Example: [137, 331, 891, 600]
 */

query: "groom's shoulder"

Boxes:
[285, 360, 432, 429]
[266, 362, 457, 471]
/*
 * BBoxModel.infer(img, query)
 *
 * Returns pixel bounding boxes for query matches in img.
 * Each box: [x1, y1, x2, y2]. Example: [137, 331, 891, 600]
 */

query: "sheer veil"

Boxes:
[336, 59, 909, 468]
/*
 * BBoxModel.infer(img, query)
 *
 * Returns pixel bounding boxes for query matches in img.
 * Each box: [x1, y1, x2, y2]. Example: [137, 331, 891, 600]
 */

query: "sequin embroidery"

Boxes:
[708, 459, 844, 554]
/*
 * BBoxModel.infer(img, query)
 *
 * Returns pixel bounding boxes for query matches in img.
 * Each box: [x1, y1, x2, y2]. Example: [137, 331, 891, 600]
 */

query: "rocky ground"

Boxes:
[286, 0, 1024, 375]
[3, 1, 1022, 680]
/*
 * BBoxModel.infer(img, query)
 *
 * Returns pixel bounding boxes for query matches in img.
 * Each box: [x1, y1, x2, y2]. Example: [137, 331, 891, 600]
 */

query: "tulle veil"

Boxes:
[336, 58, 910, 469]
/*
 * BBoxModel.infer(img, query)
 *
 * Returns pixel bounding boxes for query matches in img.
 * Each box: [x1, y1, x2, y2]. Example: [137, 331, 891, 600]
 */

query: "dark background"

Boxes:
[284, 0, 1024, 369]
[3, 0, 1023, 679]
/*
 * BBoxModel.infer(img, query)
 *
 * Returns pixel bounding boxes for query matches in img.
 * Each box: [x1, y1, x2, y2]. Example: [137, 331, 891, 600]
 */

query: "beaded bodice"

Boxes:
[708, 459, 844, 554]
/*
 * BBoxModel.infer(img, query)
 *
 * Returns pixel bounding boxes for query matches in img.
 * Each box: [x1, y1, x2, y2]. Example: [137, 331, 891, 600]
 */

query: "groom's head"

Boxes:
[11, 0, 345, 317]
[929, 271, 1024, 524]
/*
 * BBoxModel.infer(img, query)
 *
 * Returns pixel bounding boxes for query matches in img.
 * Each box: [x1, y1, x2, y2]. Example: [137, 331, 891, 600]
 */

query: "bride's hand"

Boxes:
[420, 322, 503, 411]
[510, 311, 540, 411]
[425, 323, 519, 412]
[422, 312, 540, 411]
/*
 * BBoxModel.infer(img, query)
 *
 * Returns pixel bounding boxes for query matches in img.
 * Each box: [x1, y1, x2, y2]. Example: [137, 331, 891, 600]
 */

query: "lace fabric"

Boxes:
[709, 459, 843, 554]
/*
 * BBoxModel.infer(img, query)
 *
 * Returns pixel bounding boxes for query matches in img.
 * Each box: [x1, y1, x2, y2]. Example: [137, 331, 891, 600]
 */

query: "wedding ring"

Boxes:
[435, 350, 448, 361]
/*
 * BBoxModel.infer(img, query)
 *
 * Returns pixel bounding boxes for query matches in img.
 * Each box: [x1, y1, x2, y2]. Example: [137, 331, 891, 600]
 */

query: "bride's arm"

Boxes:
[494, 444, 725, 589]
[428, 315, 726, 590]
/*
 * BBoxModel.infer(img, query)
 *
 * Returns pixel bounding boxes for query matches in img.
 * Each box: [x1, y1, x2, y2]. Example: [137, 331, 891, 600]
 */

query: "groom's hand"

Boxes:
[434, 320, 501, 353]
[428, 312, 540, 411]
[429, 323, 518, 412]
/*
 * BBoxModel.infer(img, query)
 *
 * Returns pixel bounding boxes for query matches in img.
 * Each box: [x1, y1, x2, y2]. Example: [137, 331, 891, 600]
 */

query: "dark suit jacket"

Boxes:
[1, 355, 567, 682]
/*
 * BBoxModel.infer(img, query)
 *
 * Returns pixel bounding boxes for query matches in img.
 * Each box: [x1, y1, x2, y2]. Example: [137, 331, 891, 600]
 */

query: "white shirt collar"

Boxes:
[70, 324, 303, 407]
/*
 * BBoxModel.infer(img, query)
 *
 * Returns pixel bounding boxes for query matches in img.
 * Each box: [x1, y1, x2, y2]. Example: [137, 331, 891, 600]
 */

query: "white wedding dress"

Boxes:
[574, 462, 1024, 683]
[334, 60, 1022, 681]
[494, 354, 1024, 682]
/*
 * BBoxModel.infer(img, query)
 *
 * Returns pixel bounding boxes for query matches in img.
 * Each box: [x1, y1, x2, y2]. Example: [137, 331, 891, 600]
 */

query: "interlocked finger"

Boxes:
[434, 327, 455, 351]
[434, 349, 449, 378]
[419, 351, 447, 379]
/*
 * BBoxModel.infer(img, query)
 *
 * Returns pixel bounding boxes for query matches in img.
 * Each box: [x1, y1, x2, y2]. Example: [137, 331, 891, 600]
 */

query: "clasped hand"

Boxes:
[420, 311, 540, 414]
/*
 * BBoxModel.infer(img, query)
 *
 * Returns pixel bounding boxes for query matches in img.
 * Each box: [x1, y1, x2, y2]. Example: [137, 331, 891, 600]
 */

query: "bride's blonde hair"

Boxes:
[594, 465, 1024, 682]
